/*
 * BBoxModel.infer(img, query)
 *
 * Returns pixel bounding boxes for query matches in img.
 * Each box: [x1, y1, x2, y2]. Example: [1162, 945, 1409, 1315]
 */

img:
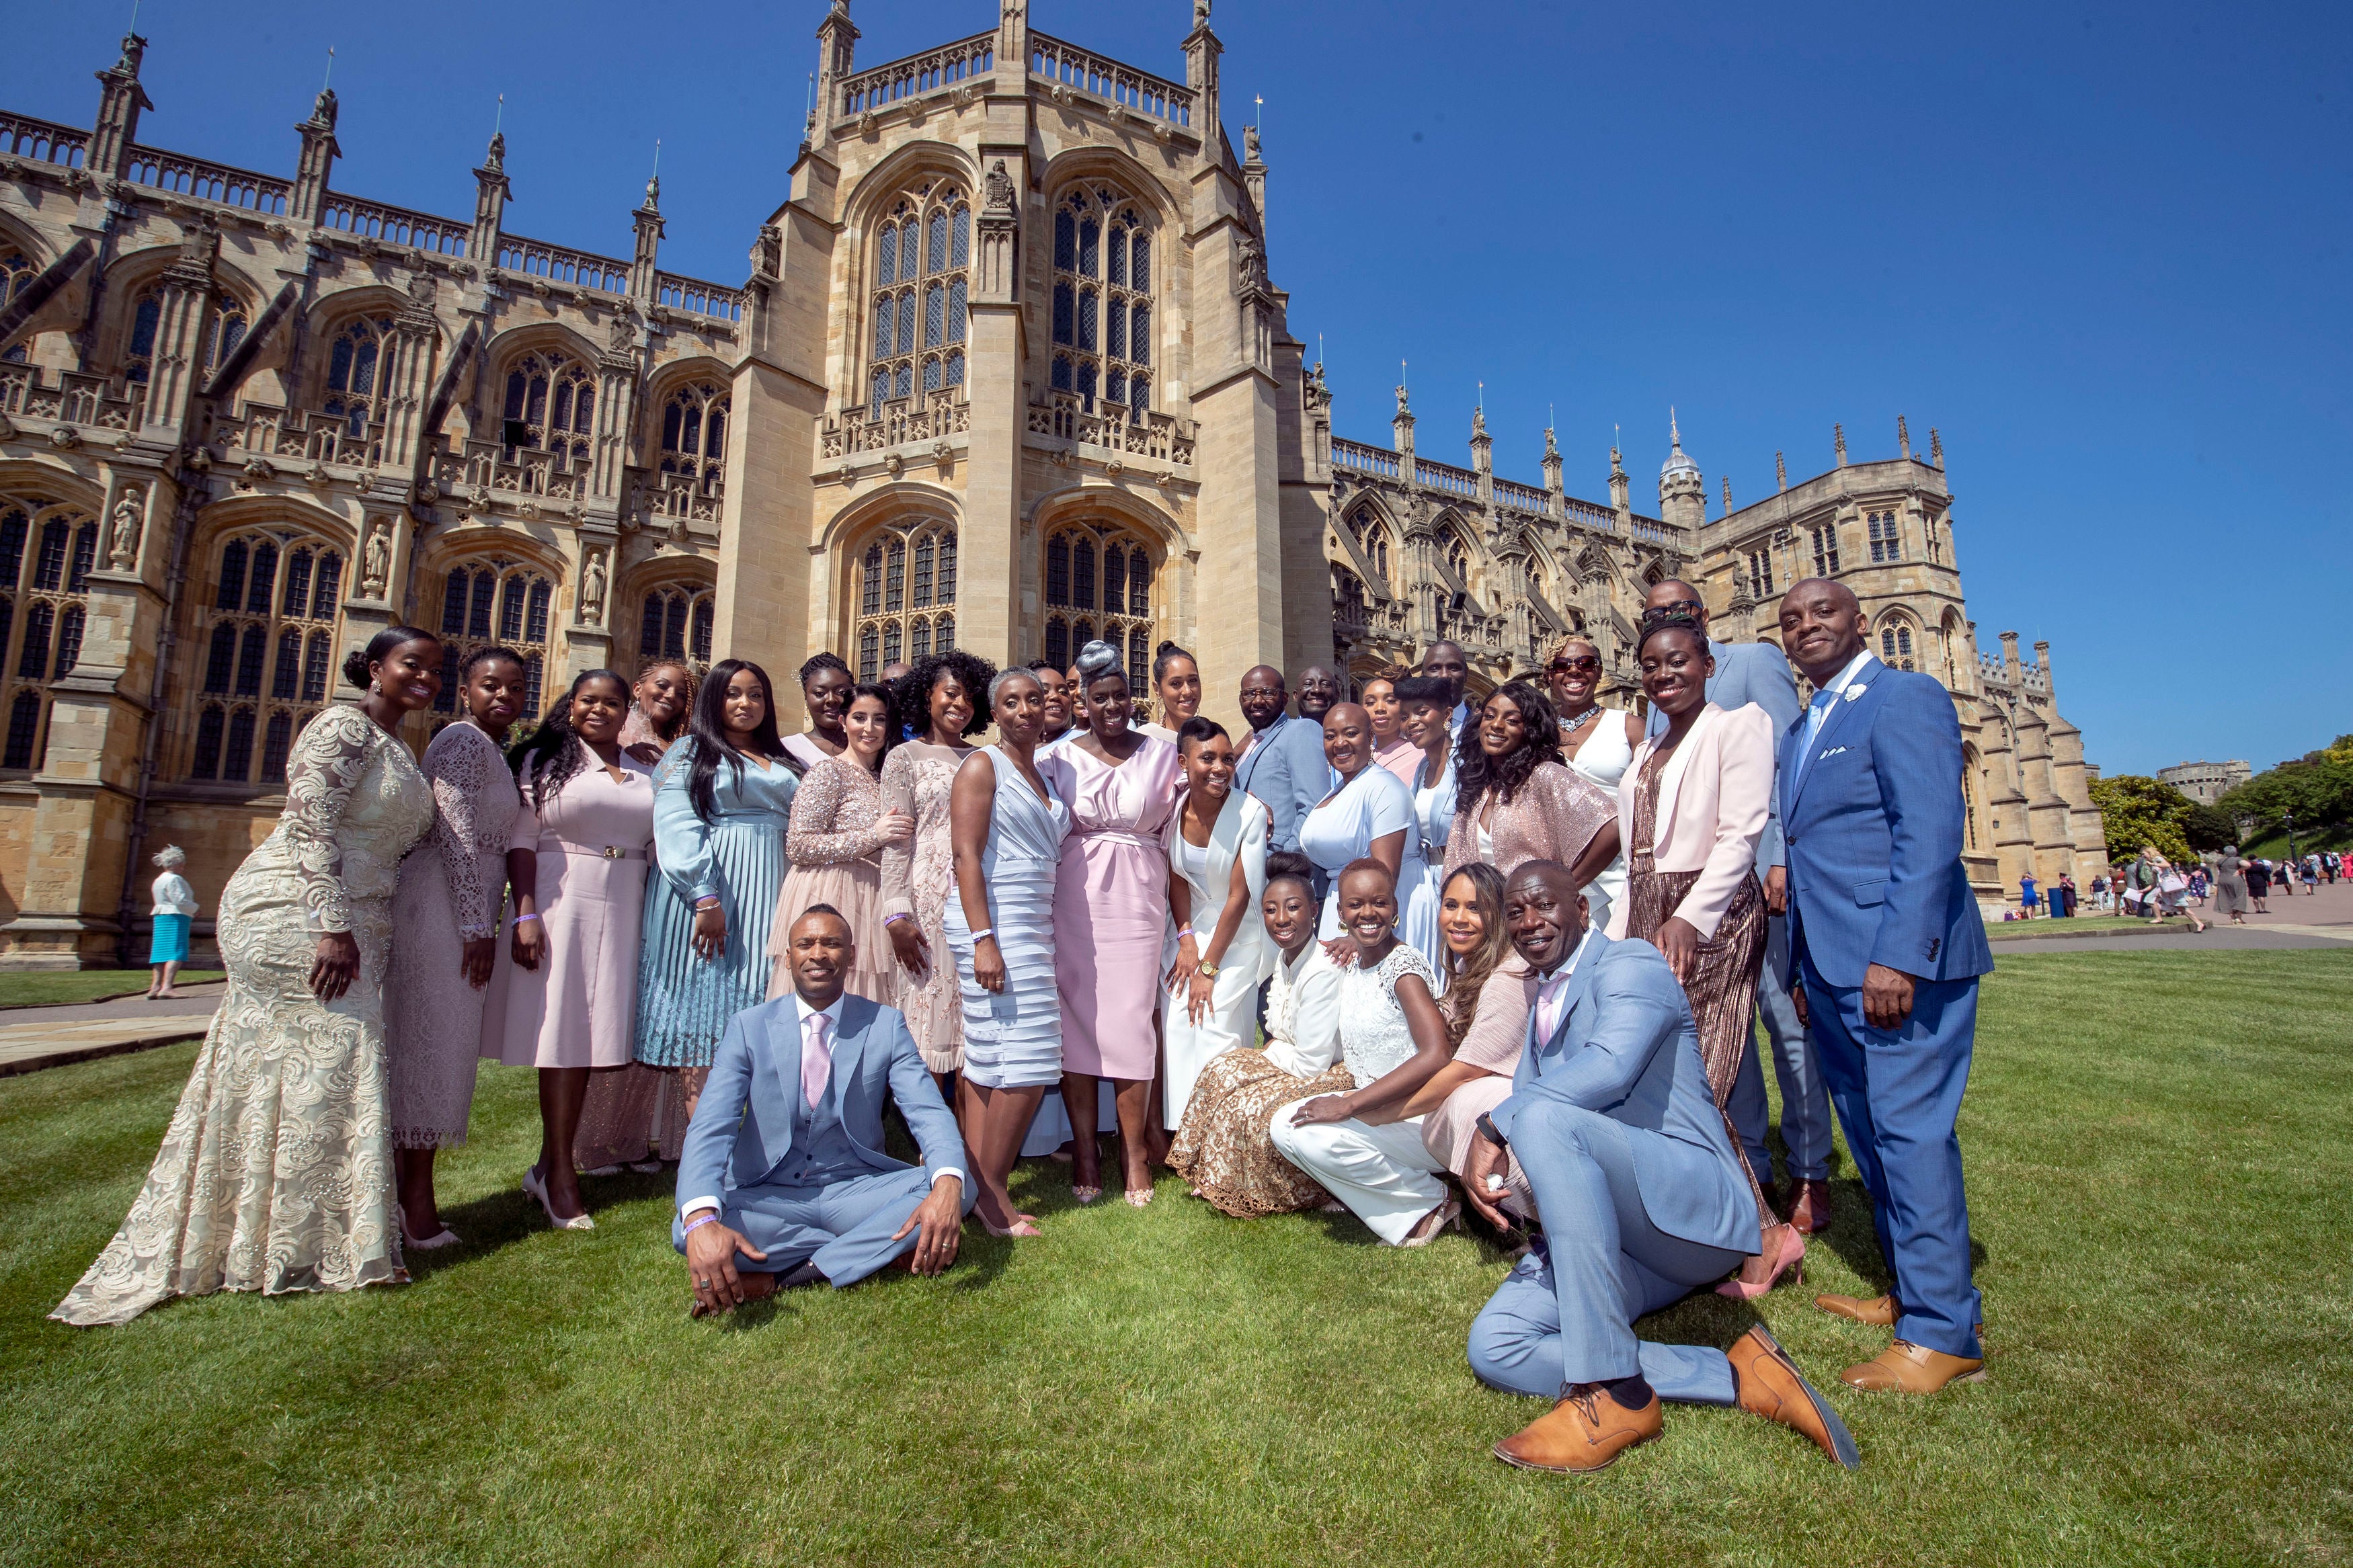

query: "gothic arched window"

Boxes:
[122, 288, 163, 384]
[0, 499, 99, 771]
[1867, 510, 1904, 564]
[658, 381, 729, 497]
[202, 298, 249, 378]
[1347, 507, 1391, 586]
[1051, 185, 1152, 416]
[500, 349, 595, 468]
[432, 557, 557, 719]
[1810, 524, 1841, 576]
[1878, 621, 1916, 672]
[852, 520, 957, 679]
[637, 580, 716, 675]
[186, 526, 343, 784]
[868, 179, 969, 419]
[323, 315, 395, 439]
[1041, 522, 1155, 708]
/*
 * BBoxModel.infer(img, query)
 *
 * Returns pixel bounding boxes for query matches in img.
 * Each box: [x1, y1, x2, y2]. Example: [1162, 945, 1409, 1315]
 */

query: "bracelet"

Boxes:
[510, 913, 541, 930]
[969, 927, 994, 944]
[883, 912, 912, 927]
[681, 1213, 718, 1236]
[693, 897, 721, 912]
[1174, 927, 1197, 942]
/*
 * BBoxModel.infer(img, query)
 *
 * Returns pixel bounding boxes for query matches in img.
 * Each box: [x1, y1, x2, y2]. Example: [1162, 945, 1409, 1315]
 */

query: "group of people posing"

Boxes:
[55, 573, 1993, 1480]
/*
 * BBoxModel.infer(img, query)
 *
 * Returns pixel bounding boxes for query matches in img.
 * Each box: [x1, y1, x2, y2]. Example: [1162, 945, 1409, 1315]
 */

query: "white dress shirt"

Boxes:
[682, 991, 963, 1220]
[1793, 649, 1875, 790]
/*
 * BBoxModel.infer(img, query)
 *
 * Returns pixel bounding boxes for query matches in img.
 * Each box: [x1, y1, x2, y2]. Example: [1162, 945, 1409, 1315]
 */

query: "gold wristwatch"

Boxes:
[1196, 960, 1220, 979]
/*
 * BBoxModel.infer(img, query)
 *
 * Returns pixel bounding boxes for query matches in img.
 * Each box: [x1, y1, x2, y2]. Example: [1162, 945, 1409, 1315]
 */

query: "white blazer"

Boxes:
[1611, 701, 1774, 942]
[1162, 786, 1275, 987]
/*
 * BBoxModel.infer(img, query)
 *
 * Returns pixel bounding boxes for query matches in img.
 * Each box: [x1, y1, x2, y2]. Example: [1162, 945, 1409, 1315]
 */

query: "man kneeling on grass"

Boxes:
[675, 905, 974, 1315]
[1462, 861, 1860, 1473]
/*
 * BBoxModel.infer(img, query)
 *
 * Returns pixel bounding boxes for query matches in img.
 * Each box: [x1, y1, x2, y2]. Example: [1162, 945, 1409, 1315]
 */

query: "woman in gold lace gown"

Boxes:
[53, 628, 444, 1327]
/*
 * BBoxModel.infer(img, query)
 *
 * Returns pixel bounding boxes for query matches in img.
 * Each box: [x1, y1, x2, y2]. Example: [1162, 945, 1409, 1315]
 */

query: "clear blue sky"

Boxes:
[14, 1, 2349, 776]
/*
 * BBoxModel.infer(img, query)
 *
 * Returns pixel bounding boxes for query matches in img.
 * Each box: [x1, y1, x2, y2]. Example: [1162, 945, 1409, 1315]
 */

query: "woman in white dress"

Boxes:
[1296, 704, 1419, 942]
[1160, 716, 1273, 1130]
[1546, 632, 1642, 936]
[1393, 674, 1459, 974]
[55, 628, 443, 1325]
[1269, 859, 1460, 1246]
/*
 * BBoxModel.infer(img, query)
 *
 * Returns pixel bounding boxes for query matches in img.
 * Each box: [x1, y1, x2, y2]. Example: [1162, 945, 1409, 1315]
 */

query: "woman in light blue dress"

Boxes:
[1394, 675, 1459, 977]
[633, 660, 797, 1126]
[1296, 703, 1419, 943]
[946, 667, 1070, 1238]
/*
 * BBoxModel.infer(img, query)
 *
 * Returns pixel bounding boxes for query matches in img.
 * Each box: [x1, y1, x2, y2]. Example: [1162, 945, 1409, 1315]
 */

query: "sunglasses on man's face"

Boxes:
[1647, 600, 1704, 619]
[1550, 657, 1601, 675]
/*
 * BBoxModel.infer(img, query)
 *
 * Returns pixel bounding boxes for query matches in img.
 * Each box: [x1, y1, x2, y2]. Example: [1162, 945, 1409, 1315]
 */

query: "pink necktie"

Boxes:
[1536, 973, 1573, 1044]
[801, 1011, 831, 1108]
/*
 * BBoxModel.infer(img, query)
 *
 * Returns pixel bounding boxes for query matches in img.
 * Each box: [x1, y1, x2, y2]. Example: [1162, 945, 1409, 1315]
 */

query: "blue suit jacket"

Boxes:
[1491, 932, 1755, 1255]
[1778, 655, 1995, 990]
[675, 993, 965, 1212]
[1234, 712, 1336, 854]
[1650, 636, 1802, 871]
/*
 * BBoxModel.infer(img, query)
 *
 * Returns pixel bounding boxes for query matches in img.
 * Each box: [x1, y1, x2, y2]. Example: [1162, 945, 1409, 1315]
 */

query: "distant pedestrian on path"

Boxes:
[2019, 872, 2040, 919]
[2212, 846, 2249, 925]
[2302, 854, 2321, 893]
[2055, 871, 2077, 917]
[145, 845, 198, 1000]
[2245, 856, 2272, 913]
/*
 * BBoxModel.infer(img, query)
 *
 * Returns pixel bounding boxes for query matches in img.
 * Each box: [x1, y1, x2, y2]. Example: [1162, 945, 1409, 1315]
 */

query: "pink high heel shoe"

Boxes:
[1717, 1222, 1805, 1299]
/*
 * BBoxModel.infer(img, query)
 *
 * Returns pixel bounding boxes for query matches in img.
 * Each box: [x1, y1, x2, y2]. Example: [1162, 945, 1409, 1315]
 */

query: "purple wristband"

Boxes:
[682, 1212, 719, 1235]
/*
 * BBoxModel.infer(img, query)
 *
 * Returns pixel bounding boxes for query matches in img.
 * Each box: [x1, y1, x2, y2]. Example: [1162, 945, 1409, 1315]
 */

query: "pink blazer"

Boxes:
[1610, 701, 1773, 942]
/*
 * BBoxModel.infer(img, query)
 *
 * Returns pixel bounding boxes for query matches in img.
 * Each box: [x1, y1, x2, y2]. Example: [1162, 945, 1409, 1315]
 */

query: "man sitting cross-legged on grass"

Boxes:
[675, 905, 975, 1316]
[1462, 860, 1860, 1474]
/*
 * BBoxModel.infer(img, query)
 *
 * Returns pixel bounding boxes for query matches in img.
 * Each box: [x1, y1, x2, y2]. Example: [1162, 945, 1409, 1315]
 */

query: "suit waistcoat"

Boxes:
[776, 1069, 870, 1188]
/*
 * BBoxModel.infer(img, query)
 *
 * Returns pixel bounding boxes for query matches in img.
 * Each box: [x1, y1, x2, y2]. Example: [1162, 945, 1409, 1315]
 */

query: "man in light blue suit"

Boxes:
[1640, 578, 1834, 1230]
[1463, 862, 1858, 1475]
[675, 905, 973, 1316]
[1232, 665, 1337, 856]
[1776, 579, 1996, 1394]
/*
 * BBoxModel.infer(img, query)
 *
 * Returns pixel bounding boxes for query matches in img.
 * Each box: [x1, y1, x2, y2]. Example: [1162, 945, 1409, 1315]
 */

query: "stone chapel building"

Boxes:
[0, 3, 2098, 965]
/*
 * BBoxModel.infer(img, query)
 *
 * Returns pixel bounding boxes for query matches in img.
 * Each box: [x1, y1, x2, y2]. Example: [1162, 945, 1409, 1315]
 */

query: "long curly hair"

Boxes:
[1438, 862, 1513, 1050]
[1453, 680, 1564, 807]
[509, 668, 631, 809]
[894, 649, 997, 742]
[685, 659, 789, 822]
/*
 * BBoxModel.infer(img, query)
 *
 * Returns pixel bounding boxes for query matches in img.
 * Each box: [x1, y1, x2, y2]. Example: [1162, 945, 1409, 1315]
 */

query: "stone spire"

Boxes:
[1658, 409, 1704, 532]
[290, 81, 341, 226]
[1609, 441, 1630, 520]
[1776, 450, 1788, 492]
[87, 30, 153, 181]
[1541, 423, 1563, 500]
[813, 0, 859, 149]
[471, 124, 512, 269]
[629, 159, 665, 304]
[1833, 422, 1848, 468]
[1897, 414, 1911, 459]
[1929, 426, 1944, 468]
[1722, 474, 1733, 518]
[1185, 0, 1222, 163]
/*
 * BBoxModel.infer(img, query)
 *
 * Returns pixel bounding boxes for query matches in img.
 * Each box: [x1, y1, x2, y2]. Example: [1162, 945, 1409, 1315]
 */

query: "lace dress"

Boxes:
[384, 720, 520, 1149]
[879, 740, 973, 1073]
[54, 707, 433, 1326]
[1338, 942, 1440, 1089]
[772, 753, 896, 1007]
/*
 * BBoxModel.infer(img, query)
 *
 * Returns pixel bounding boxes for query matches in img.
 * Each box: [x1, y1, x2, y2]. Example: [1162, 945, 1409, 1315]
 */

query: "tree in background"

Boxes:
[2217, 741, 2353, 848]
[2183, 802, 2240, 853]
[2089, 774, 2196, 864]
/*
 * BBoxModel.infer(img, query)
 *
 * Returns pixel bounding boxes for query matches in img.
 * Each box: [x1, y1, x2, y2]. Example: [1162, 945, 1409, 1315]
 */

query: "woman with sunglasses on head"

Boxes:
[880, 651, 998, 1095]
[1439, 680, 1617, 899]
[1042, 640, 1185, 1206]
[1400, 863, 1540, 1225]
[55, 628, 443, 1326]
[1620, 610, 1798, 1298]
[623, 661, 797, 1180]
[773, 681, 910, 1008]
[1361, 665, 1424, 786]
[1543, 632, 1644, 935]
[384, 644, 530, 1249]
[482, 669, 660, 1230]
[780, 651, 854, 773]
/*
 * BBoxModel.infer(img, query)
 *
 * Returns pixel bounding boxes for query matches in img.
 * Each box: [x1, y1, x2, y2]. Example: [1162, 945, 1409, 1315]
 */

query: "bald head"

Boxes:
[1504, 860, 1587, 974]
[1320, 701, 1374, 776]
[1239, 665, 1288, 731]
[1776, 577, 1868, 686]
[1644, 578, 1709, 630]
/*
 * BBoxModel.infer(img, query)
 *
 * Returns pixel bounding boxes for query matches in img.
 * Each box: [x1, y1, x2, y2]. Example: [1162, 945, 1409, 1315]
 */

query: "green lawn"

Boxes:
[3, 952, 2349, 1566]
[0, 969, 222, 1009]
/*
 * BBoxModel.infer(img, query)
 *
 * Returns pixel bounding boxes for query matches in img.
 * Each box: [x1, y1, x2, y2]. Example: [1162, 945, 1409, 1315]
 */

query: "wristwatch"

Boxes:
[1476, 1112, 1509, 1151]
[1197, 960, 1220, 979]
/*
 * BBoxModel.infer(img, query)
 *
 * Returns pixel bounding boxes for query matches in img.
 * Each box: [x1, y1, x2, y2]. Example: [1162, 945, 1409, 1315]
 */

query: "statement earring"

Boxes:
[371, 681, 382, 695]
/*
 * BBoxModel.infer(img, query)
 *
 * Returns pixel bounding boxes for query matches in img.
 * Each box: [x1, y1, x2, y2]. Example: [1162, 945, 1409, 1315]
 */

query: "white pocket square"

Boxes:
[1817, 746, 1849, 760]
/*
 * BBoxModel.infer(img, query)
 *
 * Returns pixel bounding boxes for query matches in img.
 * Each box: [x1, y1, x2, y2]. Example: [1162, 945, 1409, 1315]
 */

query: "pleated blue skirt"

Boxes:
[634, 819, 785, 1068]
[946, 850, 1063, 1090]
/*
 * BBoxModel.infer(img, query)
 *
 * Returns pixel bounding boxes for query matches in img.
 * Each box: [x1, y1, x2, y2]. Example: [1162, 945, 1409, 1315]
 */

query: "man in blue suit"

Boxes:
[1232, 665, 1337, 856]
[1640, 578, 1835, 1232]
[1463, 862, 1858, 1474]
[1776, 579, 1996, 1394]
[675, 905, 974, 1316]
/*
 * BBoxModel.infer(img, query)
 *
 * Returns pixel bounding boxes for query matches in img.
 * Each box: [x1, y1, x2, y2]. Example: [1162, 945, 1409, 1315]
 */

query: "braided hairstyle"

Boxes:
[1453, 679, 1564, 807]
[509, 668, 631, 809]
[1636, 606, 1708, 660]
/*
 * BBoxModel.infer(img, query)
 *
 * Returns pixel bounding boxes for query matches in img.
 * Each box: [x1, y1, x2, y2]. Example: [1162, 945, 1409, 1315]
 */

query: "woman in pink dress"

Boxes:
[1361, 665, 1423, 785]
[1041, 640, 1183, 1206]
[479, 669, 657, 1231]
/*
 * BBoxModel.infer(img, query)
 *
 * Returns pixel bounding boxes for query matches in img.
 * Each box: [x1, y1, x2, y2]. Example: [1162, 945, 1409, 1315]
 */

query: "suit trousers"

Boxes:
[1728, 913, 1835, 1184]
[1799, 952, 1984, 1359]
[670, 1166, 975, 1288]
[1468, 1098, 1746, 1401]
[1269, 1105, 1445, 1245]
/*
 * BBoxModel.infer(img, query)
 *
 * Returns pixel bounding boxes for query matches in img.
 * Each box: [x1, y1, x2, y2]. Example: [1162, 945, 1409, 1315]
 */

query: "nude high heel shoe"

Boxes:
[1717, 1221, 1804, 1299]
[523, 1165, 594, 1231]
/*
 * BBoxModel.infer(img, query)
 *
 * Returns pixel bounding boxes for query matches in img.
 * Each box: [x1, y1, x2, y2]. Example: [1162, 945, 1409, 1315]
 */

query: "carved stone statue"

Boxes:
[108, 489, 142, 571]
[984, 159, 1016, 216]
[582, 550, 607, 618]
[360, 522, 391, 598]
[1396, 383, 1411, 417]
[608, 312, 635, 352]
[1236, 235, 1266, 292]
[1195, 0, 1211, 25]
[752, 223, 783, 278]
[1244, 124, 1261, 161]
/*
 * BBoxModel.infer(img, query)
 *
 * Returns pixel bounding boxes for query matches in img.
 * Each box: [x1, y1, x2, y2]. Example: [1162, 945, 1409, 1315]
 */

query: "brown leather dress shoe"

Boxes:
[1814, 1290, 1897, 1327]
[1728, 1326, 1861, 1469]
[1782, 1179, 1833, 1234]
[1492, 1385, 1663, 1474]
[1840, 1339, 1987, 1394]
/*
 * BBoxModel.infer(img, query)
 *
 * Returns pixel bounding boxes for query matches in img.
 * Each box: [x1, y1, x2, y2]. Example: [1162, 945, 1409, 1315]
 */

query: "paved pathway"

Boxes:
[0, 981, 221, 1077]
[1995, 872, 2353, 954]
